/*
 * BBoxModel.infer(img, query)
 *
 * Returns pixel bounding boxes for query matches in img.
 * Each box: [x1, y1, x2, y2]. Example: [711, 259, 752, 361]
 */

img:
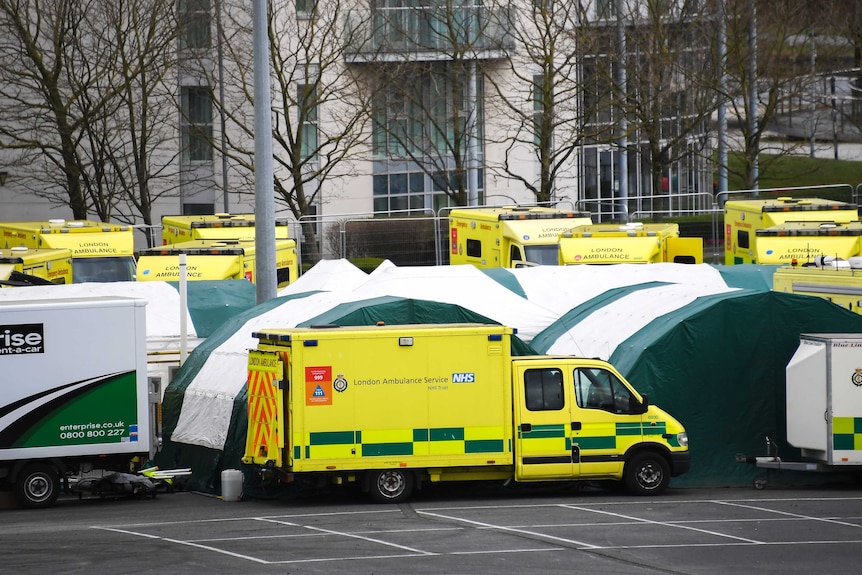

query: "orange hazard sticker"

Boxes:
[305, 366, 333, 405]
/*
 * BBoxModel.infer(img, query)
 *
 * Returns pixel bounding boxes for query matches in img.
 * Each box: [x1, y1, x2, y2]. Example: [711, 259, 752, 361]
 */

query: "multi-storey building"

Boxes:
[0, 0, 714, 253]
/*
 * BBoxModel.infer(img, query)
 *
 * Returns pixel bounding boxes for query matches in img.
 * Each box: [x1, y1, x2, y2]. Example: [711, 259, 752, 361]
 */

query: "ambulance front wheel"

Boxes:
[15, 462, 61, 508]
[369, 469, 414, 503]
[624, 452, 670, 495]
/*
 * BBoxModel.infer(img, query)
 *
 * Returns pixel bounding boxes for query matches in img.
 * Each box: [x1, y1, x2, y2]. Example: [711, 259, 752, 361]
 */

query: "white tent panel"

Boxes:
[346, 264, 559, 342]
[509, 264, 729, 316]
[544, 283, 738, 359]
[278, 258, 369, 296]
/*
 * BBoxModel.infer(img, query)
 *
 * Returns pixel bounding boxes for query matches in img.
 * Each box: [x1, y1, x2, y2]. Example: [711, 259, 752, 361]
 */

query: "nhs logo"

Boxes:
[452, 372, 475, 383]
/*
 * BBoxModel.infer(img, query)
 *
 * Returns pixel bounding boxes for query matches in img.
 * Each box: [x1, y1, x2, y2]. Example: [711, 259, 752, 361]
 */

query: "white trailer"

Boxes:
[738, 334, 862, 488]
[0, 297, 155, 507]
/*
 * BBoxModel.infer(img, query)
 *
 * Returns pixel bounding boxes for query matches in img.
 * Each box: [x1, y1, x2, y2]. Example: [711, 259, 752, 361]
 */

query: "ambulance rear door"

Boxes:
[245, 349, 288, 468]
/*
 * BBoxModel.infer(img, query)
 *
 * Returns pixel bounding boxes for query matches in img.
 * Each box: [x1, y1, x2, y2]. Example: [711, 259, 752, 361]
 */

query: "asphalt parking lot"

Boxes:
[2, 483, 862, 574]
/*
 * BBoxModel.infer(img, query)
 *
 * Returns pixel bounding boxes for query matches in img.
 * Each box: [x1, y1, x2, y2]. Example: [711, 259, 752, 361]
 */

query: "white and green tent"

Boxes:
[156, 261, 862, 493]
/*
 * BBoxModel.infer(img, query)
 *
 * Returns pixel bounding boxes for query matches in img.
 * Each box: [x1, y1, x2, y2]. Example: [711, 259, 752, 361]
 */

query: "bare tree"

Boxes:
[719, 0, 834, 189]
[366, 0, 499, 207]
[95, 0, 182, 239]
[612, 0, 719, 212]
[823, 0, 862, 133]
[215, 0, 373, 262]
[0, 0, 180, 229]
[482, 1, 598, 205]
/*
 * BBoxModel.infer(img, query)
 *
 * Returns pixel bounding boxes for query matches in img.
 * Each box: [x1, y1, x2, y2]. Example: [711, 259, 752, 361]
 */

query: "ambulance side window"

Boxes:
[466, 239, 481, 258]
[276, 266, 291, 286]
[510, 245, 523, 264]
[738, 230, 749, 249]
[524, 368, 564, 411]
[573, 367, 635, 415]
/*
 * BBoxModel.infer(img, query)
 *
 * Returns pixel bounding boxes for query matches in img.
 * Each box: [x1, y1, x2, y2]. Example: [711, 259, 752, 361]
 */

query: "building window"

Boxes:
[296, 0, 316, 18]
[532, 74, 544, 146]
[183, 203, 215, 215]
[595, 0, 617, 19]
[297, 69, 319, 161]
[373, 171, 425, 214]
[181, 86, 214, 163]
[179, 0, 211, 51]
[373, 87, 423, 158]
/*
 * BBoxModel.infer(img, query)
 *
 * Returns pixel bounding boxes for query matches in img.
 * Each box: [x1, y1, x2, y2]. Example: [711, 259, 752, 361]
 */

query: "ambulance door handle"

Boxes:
[571, 422, 581, 431]
[521, 423, 532, 432]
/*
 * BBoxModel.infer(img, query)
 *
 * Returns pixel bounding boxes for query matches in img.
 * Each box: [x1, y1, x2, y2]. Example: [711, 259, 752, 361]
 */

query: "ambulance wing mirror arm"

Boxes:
[636, 394, 649, 414]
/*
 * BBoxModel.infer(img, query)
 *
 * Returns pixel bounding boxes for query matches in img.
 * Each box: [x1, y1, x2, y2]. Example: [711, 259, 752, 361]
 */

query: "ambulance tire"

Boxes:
[15, 462, 61, 508]
[624, 452, 670, 496]
[369, 469, 414, 504]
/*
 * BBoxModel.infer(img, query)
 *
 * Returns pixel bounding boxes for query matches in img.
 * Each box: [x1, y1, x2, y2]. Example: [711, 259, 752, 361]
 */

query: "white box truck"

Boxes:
[786, 334, 862, 465]
[0, 297, 154, 507]
[738, 334, 862, 488]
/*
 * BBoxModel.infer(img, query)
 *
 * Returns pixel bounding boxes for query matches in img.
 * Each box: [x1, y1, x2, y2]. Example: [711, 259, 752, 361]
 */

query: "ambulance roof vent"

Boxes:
[48, 219, 66, 226]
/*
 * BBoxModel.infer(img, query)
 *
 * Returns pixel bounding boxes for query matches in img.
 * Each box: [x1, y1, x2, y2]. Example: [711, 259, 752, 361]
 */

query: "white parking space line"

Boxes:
[417, 509, 598, 549]
[90, 495, 862, 566]
[560, 504, 764, 545]
[94, 527, 272, 565]
[256, 517, 437, 555]
[715, 500, 862, 529]
[188, 526, 463, 544]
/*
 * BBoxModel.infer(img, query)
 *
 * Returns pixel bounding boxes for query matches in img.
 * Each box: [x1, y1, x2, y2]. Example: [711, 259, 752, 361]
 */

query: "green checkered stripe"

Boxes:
[518, 421, 669, 451]
[295, 428, 507, 459]
[833, 417, 862, 450]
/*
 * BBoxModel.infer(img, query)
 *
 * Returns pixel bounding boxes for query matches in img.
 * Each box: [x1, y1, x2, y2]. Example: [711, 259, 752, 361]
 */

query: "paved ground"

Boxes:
[2, 483, 862, 574]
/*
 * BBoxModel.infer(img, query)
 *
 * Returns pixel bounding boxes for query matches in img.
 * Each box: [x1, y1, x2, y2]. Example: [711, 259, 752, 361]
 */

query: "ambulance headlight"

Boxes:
[677, 432, 689, 448]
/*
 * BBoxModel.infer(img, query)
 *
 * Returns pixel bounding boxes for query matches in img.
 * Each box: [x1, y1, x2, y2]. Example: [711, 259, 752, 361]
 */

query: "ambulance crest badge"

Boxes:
[334, 374, 348, 393]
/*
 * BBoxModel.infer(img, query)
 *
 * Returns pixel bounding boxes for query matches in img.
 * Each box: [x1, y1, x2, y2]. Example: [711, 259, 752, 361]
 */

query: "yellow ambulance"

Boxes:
[161, 213, 292, 245]
[136, 238, 298, 287]
[0, 247, 73, 287]
[558, 222, 703, 264]
[724, 197, 859, 265]
[243, 323, 690, 502]
[773, 258, 862, 314]
[449, 206, 592, 268]
[0, 219, 136, 282]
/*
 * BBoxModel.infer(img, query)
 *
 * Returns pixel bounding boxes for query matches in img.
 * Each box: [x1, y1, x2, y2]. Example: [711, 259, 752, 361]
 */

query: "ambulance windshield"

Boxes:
[72, 256, 137, 282]
[523, 245, 560, 266]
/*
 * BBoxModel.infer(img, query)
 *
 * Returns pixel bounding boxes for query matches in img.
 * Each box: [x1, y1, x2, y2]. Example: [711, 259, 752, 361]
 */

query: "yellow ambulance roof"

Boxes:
[0, 247, 71, 264]
[561, 222, 678, 238]
[725, 197, 857, 213]
[756, 221, 862, 237]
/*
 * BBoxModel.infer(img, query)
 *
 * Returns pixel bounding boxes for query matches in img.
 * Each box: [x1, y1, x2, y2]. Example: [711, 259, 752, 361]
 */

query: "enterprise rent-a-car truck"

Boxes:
[243, 324, 689, 502]
[0, 297, 154, 508]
